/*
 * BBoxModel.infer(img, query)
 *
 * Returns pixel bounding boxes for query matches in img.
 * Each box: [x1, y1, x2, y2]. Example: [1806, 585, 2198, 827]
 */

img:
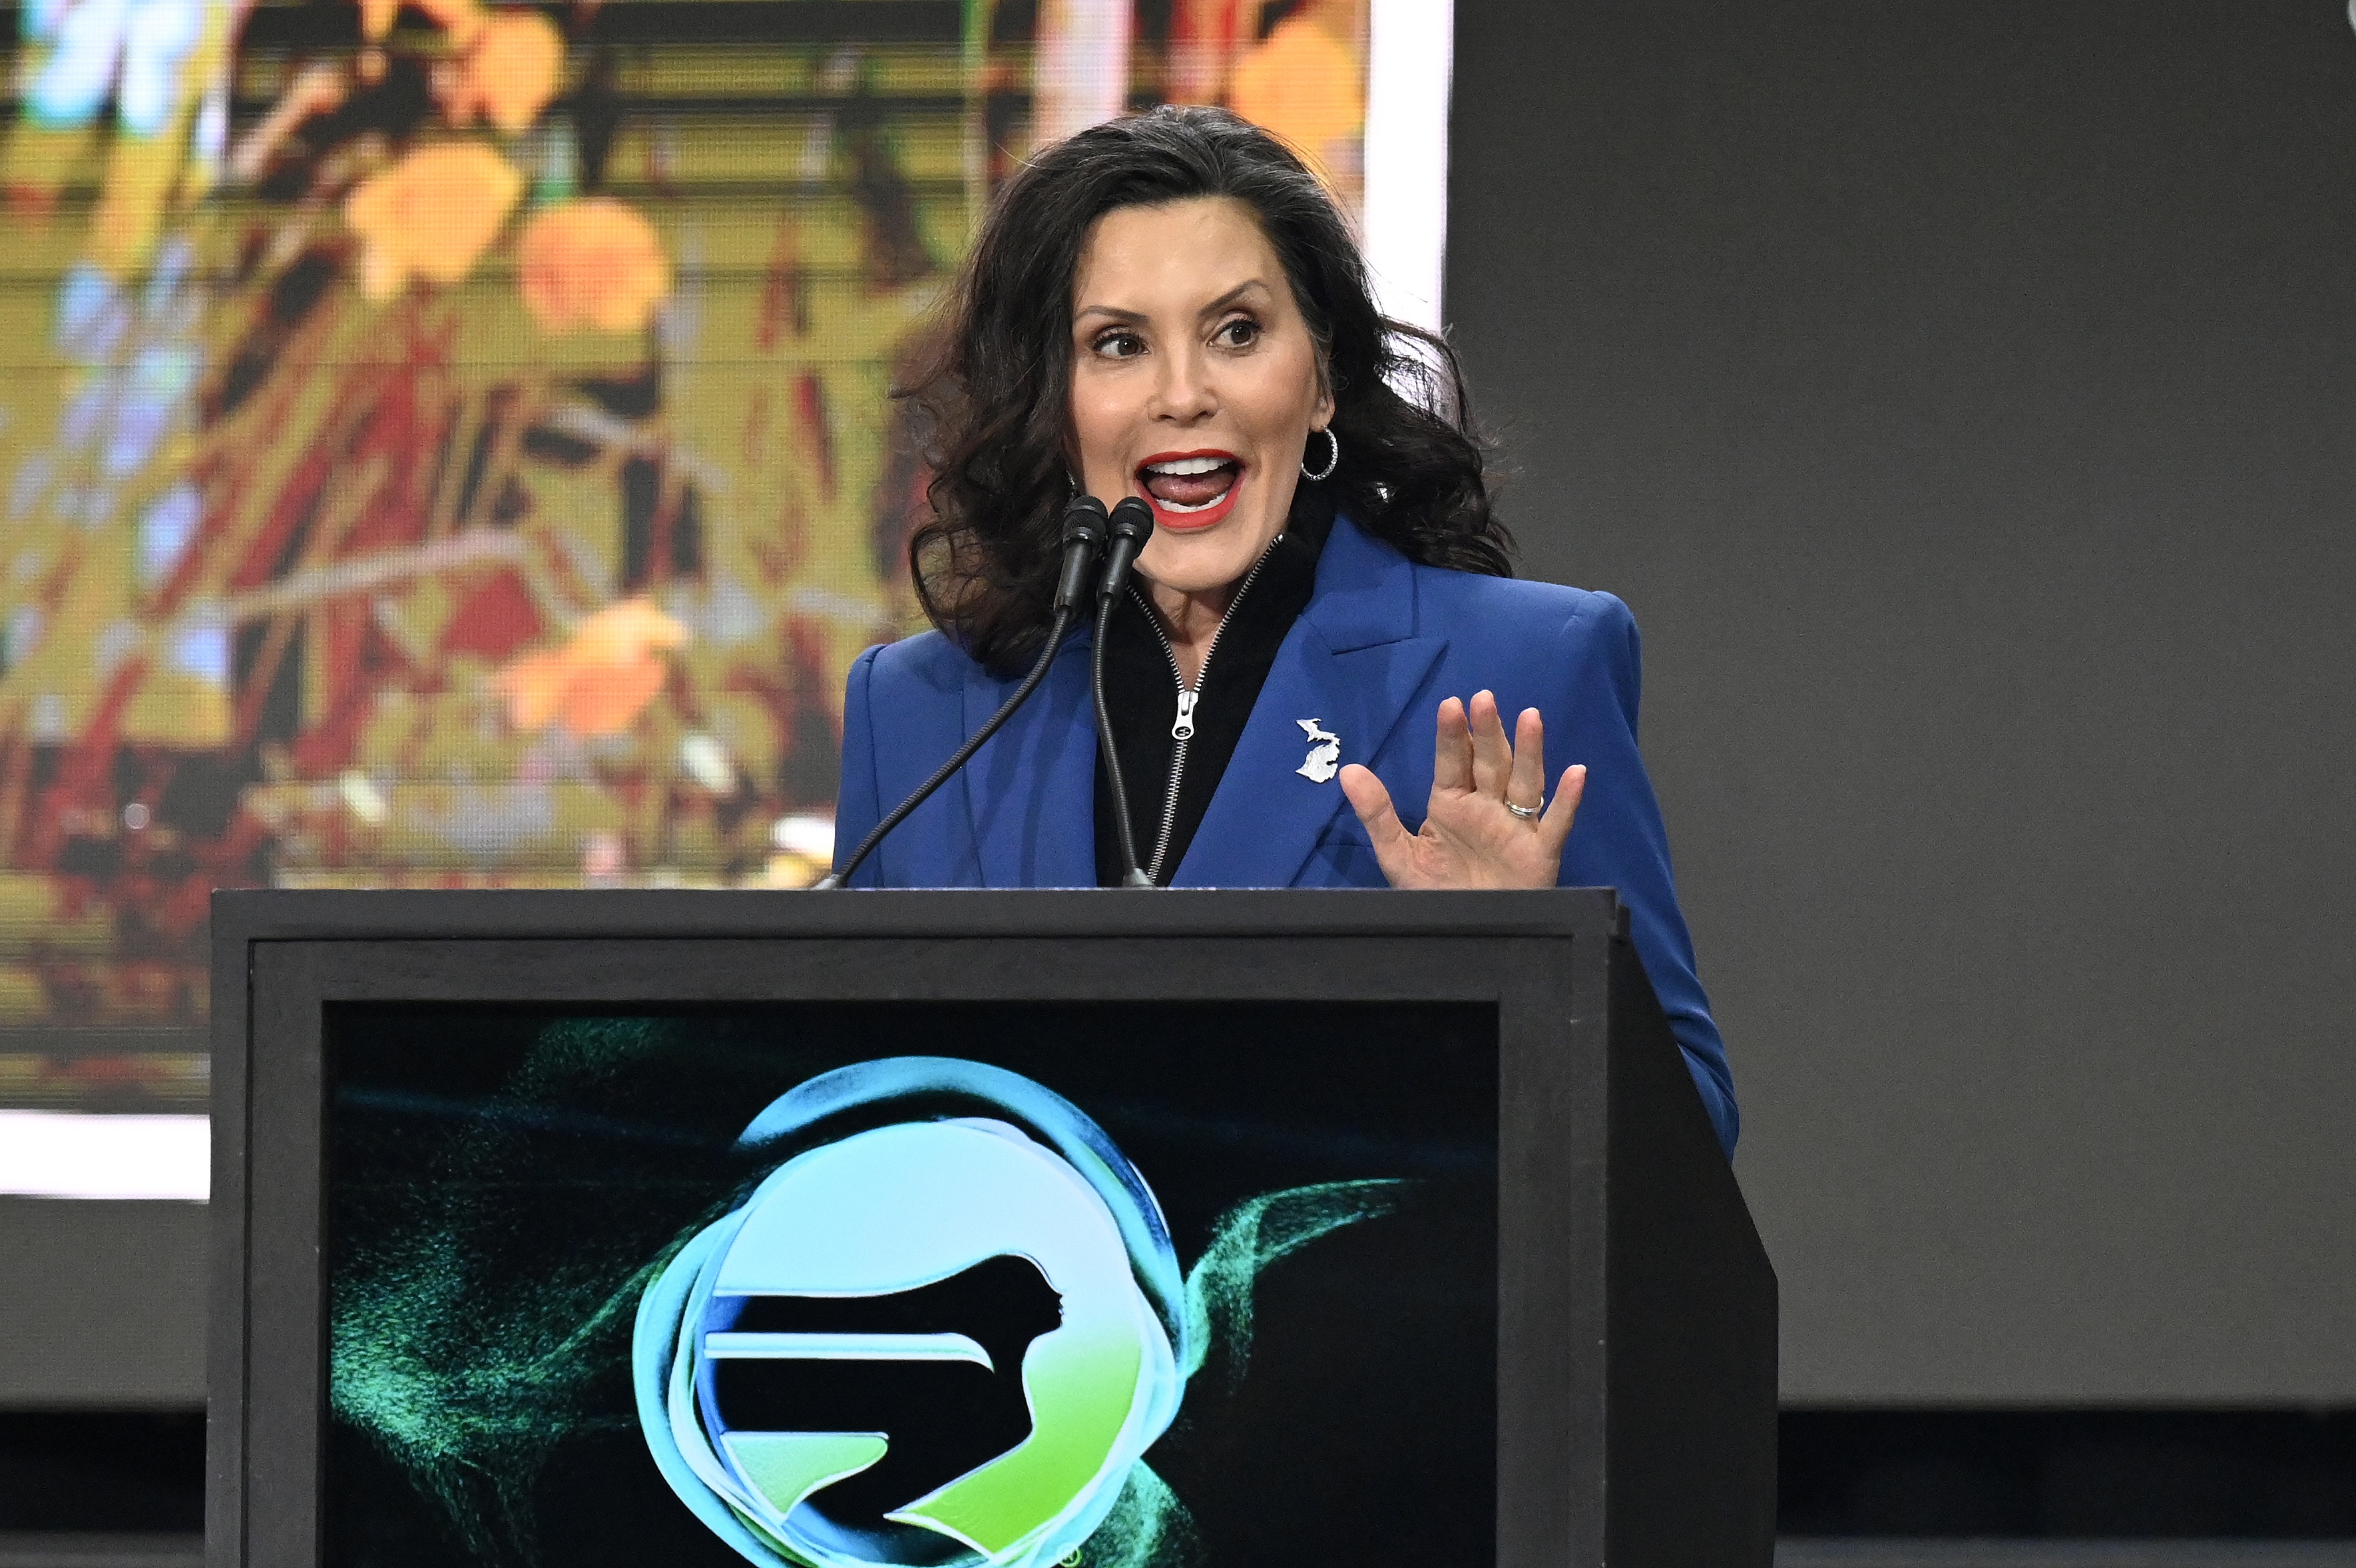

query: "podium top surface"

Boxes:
[210, 886, 1627, 944]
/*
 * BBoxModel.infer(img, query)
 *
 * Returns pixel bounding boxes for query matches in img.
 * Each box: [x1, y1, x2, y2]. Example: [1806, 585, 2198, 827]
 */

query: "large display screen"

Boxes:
[325, 1001, 1498, 1568]
[0, 0, 1449, 1151]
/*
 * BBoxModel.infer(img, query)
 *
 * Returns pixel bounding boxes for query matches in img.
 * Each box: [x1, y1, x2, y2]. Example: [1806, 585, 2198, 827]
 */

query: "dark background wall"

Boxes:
[1449, 0, 2356, 1403]
[0, 1201, 204, 1405]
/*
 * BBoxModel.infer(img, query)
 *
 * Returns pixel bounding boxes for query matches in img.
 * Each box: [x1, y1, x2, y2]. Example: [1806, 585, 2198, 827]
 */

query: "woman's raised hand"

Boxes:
[1336, 691, 1584, 890]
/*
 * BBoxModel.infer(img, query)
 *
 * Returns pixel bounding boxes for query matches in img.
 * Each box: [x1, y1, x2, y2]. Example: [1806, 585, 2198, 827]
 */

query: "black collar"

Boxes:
[1092, 483, 1337, 885]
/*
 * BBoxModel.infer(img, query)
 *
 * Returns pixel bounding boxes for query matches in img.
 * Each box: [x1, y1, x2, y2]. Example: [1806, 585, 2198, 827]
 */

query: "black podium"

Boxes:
[209, 888, 1774, 1568]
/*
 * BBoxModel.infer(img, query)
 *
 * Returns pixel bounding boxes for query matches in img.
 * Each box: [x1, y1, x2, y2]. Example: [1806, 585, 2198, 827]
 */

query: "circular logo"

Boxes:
[634, 1059, 1184, 1568]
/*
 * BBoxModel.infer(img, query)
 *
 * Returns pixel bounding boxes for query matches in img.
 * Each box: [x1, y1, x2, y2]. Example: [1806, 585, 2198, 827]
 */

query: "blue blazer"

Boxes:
[836, 515, 1737, 1153]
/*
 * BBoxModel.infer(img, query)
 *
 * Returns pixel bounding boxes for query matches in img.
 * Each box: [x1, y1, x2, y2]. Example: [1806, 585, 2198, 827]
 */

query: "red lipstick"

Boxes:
[1134, 449, 1245, 532]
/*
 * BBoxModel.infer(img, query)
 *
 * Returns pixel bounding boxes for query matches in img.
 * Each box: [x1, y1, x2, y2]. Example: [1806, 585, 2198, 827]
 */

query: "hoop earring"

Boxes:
[1301, 427, 1339, 482]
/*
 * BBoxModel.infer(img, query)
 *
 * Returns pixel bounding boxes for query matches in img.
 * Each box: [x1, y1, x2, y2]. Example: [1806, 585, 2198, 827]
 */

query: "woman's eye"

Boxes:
[1092, 331, 1144, 359]
[1214, 317, 1260, 348]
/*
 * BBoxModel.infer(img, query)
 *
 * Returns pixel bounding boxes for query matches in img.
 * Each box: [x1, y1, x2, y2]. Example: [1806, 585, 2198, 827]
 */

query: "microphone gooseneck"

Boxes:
[1092, 497, 1157, 888]
[816, 497, 1109, 889]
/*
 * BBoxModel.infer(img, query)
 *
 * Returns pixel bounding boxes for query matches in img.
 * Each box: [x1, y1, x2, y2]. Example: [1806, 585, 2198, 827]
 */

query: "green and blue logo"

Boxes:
[634, 1059, 1187, 1568]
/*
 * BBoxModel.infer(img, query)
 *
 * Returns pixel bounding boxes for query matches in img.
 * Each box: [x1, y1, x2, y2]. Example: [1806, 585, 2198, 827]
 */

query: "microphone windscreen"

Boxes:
[1108, 496, 1153, 540]
[1062, 494, 1110, 543]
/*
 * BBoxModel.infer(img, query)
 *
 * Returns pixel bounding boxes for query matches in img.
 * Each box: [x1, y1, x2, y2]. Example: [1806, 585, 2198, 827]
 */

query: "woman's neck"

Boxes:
[1140, 576, 1241, 687]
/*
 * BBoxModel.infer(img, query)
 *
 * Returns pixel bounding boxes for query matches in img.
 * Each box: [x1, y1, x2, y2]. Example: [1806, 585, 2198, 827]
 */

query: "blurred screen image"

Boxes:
[0, 1, 1441, 1129]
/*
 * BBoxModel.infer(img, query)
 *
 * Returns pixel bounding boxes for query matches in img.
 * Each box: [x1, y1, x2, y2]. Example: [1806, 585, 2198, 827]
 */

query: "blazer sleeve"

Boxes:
[1550, 591, 1739, 1156]
[833, 644, 887, 888]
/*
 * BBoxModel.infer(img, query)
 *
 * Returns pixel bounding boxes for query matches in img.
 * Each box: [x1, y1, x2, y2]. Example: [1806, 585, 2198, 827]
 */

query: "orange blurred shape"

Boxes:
[1229, 14, 1363, 161]
[454, 11, 563, 134]
[517, 198, 673, 334]
[493, 598, 688, 737]
[360, 0, 485, 45]
[569, 595, 688, 663]
[344, 141, 523, 300]
[493, 650, 571, 731]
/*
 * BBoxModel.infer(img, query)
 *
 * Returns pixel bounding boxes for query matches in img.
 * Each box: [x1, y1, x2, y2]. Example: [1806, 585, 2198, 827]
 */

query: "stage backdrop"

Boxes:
[0, 0, 1437, 1070]
[0, 0, 1453, 1400]
[1449, 0, 2356, 1404]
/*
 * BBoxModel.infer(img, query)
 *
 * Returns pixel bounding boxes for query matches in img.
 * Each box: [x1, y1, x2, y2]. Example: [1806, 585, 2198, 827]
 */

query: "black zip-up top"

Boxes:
[1092, 484, 1336, 886]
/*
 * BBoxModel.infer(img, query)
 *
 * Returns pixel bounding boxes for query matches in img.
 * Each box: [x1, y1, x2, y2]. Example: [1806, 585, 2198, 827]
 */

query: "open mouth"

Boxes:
[1136, 451, 1244, 530]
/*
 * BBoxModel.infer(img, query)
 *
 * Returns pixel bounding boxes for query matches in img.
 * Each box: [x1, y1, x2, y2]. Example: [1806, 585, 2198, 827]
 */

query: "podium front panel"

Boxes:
[209, 889, 1768, 1568]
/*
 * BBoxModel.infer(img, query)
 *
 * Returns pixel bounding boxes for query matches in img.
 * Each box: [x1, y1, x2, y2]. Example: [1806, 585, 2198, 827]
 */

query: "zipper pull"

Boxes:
[1172, 687, 1198, 741]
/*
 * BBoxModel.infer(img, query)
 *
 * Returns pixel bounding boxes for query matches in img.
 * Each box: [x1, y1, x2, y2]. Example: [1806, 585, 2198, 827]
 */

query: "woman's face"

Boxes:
[1068, 196, 1334, 598]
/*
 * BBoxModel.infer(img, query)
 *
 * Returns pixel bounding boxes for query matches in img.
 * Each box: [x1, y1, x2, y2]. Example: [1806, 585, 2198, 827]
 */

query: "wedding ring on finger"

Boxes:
[1505, 799, 1542, 821]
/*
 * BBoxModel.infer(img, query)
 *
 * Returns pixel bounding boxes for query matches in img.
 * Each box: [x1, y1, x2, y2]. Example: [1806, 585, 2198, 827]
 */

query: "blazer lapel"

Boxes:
[1175, 518, 1446, 888]
[961, 632, 1100, 888]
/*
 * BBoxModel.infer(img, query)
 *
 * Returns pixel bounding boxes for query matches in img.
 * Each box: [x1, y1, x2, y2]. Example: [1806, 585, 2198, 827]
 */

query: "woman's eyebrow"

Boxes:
[1072, 280, 1274, 329]
[1196, 280, 1273, 319]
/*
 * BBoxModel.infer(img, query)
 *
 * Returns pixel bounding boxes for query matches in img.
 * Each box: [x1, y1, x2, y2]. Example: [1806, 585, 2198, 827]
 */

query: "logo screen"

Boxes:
[326, 1004, 1498, 1568]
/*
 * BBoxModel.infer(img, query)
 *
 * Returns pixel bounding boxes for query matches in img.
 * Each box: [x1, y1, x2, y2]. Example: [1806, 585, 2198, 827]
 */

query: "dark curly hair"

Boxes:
[900, 104, 1510, 672]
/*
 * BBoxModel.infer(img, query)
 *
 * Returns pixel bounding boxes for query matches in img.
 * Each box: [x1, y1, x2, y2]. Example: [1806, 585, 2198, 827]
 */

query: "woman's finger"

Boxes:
[1467, 689, 1514, 797]
[1538, 763, 1586, 857]
[1432, 696, 1473, 793]
[1338, 762, 1413, 861]
[1507, 707, 1546, 817]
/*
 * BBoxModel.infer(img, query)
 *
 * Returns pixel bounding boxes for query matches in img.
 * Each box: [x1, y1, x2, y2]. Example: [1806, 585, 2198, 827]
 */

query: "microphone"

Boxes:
[816, 496, 1108, 888]
[1097, 494, 1153, 605]
[1055, 494, 1110, 614]
[1092, 497, 1156, 888]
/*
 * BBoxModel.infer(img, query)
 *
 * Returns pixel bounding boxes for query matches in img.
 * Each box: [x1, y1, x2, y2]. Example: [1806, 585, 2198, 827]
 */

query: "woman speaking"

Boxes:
[832, 106, 1736, 1153]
